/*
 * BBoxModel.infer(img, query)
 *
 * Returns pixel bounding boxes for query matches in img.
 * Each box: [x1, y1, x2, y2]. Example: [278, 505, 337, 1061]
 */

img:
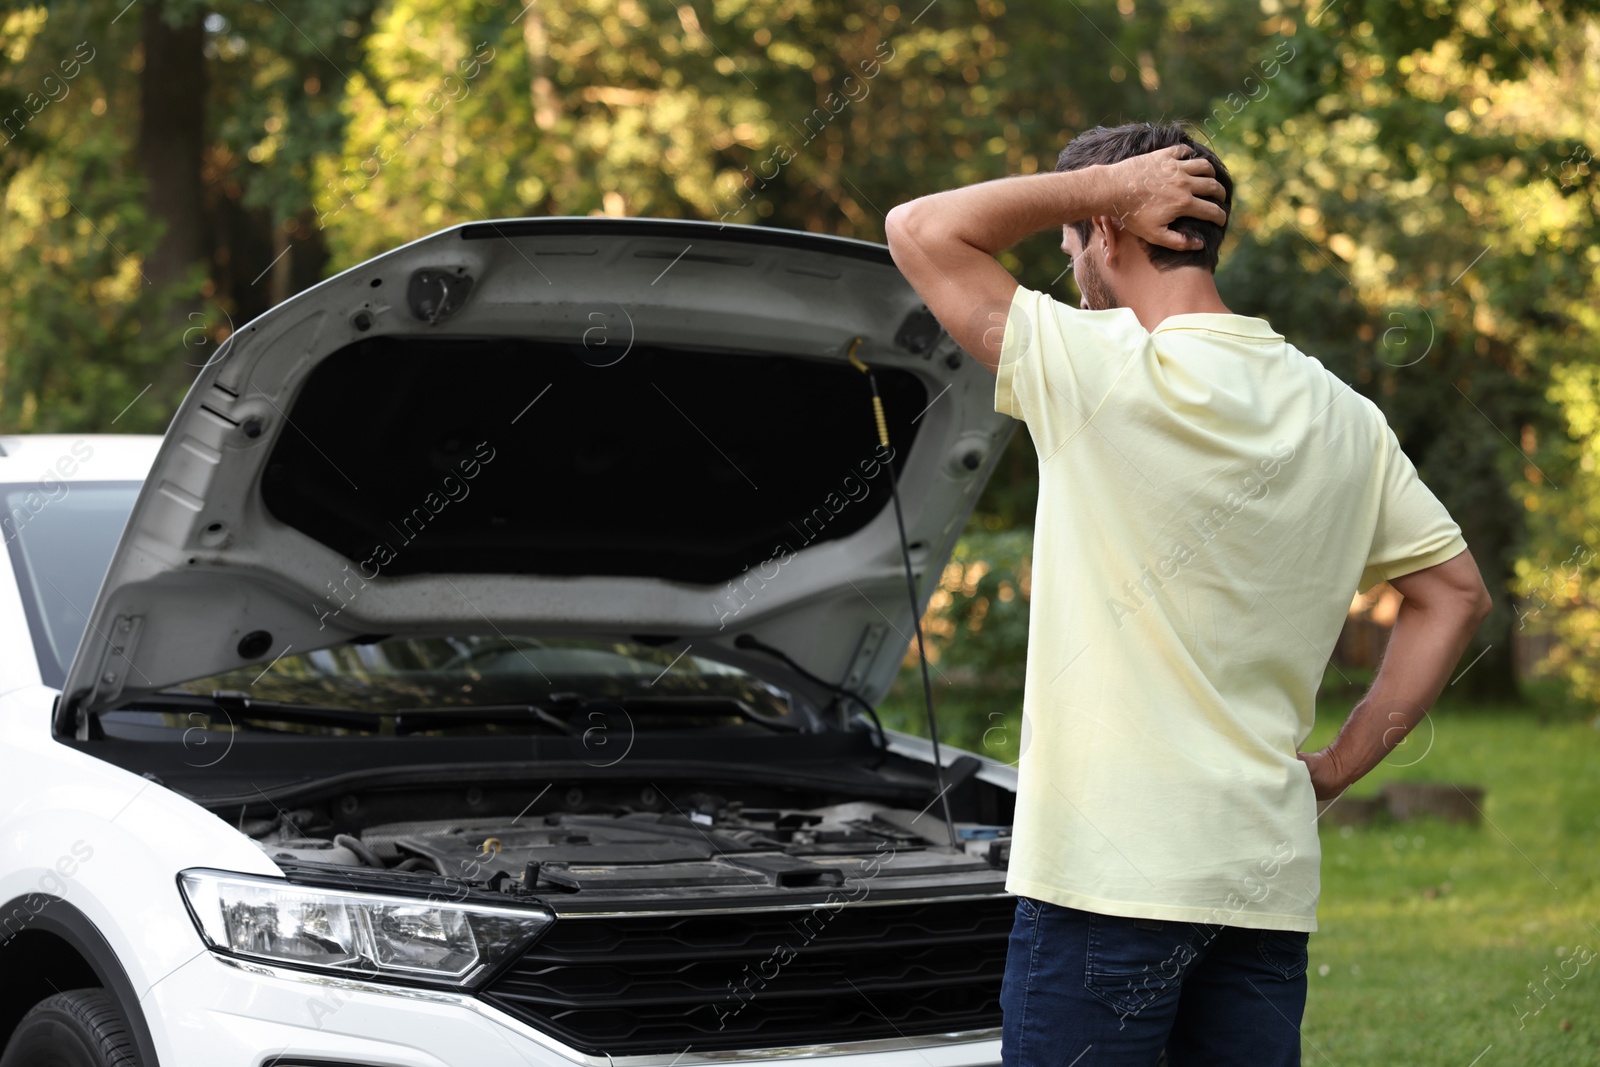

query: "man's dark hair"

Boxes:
[1055, 122, 1233, 273]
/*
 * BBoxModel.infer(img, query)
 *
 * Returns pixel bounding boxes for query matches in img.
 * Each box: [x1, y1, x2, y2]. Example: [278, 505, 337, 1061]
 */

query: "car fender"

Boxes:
[882, 727, 1019, 792]
[0, 686, 280, 1003]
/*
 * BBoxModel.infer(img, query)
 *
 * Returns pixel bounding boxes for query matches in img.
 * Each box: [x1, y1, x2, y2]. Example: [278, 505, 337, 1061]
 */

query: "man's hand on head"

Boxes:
[1099, 145, 1229, 253]
[884, 141, 1228, 373]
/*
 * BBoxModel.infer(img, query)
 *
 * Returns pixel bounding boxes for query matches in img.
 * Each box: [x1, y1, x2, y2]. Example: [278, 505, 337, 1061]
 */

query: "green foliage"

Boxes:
[879, 527, 1031, 756]
[203, 0, 379, 224]
[4, 0, 1600, 705]
[924, 527, 1033, 678]
[1199, 0, 1600, 702]
[0, 6, 202, 431]
[0, 139, 203, 434]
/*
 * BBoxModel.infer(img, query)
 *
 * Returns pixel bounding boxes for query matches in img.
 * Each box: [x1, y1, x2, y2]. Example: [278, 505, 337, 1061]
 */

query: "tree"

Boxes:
[1208, 0, 1600, 703]
[0, 0, 378, 430]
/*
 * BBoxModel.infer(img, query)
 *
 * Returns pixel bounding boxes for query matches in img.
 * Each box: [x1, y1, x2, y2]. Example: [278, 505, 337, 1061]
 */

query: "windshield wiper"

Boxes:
[545, 693, 801, 734]
[115, 691, 391, 733]
[391, 704, 578, 737]
[125, 693, 582, 737]
[111, 692, 799, 739]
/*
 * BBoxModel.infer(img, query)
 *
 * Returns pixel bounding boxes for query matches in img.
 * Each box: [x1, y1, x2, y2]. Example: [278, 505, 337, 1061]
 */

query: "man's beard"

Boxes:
[1077, 252, 1122, 311]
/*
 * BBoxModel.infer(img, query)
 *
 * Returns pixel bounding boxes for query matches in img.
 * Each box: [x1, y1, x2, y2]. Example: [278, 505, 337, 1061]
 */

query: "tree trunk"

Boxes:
[267, 222, 293, 308]
[138, 0, 208, 411]
[138, 3, 207, 293]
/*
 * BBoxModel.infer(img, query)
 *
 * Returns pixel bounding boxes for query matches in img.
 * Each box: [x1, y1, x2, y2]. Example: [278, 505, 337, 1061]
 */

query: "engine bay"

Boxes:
[246, 787, 1012, 905]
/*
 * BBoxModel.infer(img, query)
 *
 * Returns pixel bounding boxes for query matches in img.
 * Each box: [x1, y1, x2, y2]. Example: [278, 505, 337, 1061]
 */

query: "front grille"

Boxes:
[479, 894, 1013, 1056]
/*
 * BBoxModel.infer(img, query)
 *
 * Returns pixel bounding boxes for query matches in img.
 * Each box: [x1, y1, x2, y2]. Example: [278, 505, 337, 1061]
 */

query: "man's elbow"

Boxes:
[1393, 548, 1493, 628]
[1451, 581, 1493, 634]
[884, 202, 916, 248]
[885, 199, 938, 248]
[1470, 584, 1493, 624]
[1465, 564, 1494, 625]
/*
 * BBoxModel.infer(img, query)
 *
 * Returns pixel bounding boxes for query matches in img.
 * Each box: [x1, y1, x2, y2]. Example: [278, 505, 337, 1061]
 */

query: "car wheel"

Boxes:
[0, 989, 141, 1067]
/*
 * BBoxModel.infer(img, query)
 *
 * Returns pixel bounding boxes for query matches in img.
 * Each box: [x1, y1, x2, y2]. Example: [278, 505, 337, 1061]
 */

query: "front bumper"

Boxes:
[142, 951, 1002, 1066]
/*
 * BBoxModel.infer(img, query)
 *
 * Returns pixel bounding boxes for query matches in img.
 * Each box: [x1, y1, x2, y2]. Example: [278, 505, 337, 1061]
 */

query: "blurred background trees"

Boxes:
[2, 0, 1596, 734]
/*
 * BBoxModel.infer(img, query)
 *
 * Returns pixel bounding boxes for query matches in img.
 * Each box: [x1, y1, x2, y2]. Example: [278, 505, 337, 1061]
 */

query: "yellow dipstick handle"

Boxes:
[846, 336, 868, 373]
[846, 337, 892, 448]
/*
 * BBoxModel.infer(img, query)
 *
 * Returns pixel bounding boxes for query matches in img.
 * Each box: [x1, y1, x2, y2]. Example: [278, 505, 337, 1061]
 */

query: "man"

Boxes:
[884, 122, 1491, 1066]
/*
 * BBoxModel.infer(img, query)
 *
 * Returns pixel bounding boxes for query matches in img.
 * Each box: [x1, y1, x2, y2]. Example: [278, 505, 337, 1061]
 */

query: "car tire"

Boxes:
[0, 989, 141, 1067]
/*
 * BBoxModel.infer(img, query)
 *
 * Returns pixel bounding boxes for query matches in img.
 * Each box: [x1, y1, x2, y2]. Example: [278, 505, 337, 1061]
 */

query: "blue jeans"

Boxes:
[1000, 896, 1309, 1067]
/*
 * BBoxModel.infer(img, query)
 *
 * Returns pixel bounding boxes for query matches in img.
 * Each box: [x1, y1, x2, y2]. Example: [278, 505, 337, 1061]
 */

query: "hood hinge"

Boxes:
[82, 614, 146, 723]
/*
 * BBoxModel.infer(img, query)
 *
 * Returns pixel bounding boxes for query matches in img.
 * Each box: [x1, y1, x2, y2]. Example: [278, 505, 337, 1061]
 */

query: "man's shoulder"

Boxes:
[1016, 284, 1140, 326]
[1007, 286, 1147, 359]
[1273, 339, 1388, 442]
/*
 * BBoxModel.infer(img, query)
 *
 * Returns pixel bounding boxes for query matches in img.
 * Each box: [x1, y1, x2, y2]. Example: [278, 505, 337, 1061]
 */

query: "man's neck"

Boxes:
[1124, 267, 1233, 333]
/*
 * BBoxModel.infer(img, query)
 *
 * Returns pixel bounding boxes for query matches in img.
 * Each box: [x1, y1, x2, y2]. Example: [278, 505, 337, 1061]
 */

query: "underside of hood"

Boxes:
[60, 218, 1013, 727]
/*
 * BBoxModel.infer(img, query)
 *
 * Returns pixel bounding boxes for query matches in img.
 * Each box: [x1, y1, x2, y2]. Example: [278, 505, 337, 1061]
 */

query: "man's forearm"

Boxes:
[1321, 598, 1485, 790]
[883, 146, 1225, 370]
[883, 167, 1118, 371]
[887, 167, 1116, 256]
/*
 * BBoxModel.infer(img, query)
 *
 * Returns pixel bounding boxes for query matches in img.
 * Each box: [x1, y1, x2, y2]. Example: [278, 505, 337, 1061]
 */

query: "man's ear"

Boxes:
[1092, 214, 1123, 266]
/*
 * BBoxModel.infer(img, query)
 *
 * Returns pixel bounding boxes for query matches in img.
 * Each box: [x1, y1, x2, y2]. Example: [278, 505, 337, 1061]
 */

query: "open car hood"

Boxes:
[60, 218, 1012, 726]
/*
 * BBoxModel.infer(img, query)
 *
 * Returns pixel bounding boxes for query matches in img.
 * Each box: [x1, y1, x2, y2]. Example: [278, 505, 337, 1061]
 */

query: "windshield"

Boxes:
[2, 479, 817, 733]
[3, 481, 142, 689]
[161, 634, 805, 722]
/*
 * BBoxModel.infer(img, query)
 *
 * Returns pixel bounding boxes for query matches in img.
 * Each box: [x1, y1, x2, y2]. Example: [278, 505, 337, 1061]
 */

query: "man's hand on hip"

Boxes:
[1297, 551, 1490, 803]
[1296, 748, 1347, 803]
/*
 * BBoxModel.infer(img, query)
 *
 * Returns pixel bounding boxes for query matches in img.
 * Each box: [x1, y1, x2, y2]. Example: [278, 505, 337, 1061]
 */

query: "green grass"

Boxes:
[1300, 683, 1600, 1065]
[886, 674, 1600, 1064]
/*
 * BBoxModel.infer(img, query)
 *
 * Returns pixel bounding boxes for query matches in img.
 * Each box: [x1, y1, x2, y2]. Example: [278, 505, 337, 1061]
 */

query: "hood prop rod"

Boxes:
[848, 337, 961, 852]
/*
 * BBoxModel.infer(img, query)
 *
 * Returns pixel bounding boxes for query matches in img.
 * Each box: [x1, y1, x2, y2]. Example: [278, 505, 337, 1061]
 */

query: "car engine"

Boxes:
[249, 795, 1010, 902]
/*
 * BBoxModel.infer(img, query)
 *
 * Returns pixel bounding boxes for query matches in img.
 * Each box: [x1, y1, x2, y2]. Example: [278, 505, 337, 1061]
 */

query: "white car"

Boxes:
[0, 218, 1022, 1067]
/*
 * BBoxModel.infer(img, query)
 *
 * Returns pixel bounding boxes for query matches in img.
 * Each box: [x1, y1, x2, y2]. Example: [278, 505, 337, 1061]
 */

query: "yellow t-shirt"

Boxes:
[995, 284, 1468, 932]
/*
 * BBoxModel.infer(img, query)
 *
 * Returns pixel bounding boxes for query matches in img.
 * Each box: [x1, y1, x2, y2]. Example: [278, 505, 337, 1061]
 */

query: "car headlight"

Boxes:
[178, 869, 552, 988]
